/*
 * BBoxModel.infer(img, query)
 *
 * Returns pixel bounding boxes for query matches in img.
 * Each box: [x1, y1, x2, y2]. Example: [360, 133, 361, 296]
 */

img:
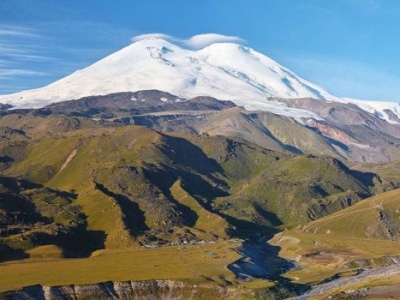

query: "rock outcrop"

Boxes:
[2, 280, 251, 300]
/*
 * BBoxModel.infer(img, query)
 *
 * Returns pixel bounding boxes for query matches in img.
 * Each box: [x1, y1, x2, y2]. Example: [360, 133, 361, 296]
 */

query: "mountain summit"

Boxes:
[1, 37, 399, 124]
[0, 38, 341, 109]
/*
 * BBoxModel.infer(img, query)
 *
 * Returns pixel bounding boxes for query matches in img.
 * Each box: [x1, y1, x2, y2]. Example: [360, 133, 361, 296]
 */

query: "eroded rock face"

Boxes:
[306, 119, 355, 144]
[3, 280, 250, 300]
[271, 98, 400, 162]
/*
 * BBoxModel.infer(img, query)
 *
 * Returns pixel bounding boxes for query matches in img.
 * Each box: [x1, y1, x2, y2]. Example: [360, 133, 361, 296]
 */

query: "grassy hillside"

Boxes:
[0, 111, 386, 296]
[299, 188, 400, 240]
[0, 176, 100, 260]
[351, 159, 400, 192]
[199, 139, 370, 229]
[3, 126, 234, 249]
[271, 188, 400, 284]
[0, 123, 375, 255]
[170, 180, 230, 239]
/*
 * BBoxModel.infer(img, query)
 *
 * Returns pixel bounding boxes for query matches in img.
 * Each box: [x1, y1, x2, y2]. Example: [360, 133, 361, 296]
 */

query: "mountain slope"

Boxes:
[3, 89, 399, 163]
[273, 97, 400, 162]
[0, 116, 377, 254]
[0, 176, 100, 260]
[298, 188, 400, 240]
[271, 189, 400, 284]
[344, 97, 400, 125]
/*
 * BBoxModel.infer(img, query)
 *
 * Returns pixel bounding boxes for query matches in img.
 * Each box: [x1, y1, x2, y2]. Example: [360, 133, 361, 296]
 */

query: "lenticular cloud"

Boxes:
[185, 34, 244, 49]
[131, 33, 245, 50]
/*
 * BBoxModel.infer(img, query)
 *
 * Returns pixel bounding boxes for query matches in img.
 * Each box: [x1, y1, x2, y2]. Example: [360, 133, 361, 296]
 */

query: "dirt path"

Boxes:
[287, 262, 400, 299]
[57, 149, 77, 175]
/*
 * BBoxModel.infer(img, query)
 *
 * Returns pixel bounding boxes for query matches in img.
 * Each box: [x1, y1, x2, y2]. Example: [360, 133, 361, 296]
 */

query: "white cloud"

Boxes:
[0, 25, 54, 92]
[185, 33, 244, 49]
[0, 21, 136, 94]
[0, 43, 53, 61]
[0, 25, 38, 37]
[131, 33, 245, 49]
[0, 27, 44, 61]
[0, 69, 47, 77]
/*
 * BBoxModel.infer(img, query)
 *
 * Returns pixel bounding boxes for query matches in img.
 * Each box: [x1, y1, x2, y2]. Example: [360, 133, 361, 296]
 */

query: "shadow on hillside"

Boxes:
[142, 164, 229, 227]
[95, 182, 149, 237]
[141, 166, 200, 228]
[0, 243, 29, 263]
[351, 169, 377, 188]
[0, 194, 51, 233]
[158, 135, 228, 187]
[329, 160, 376, 190]
[253, 203, 283, 227]
[144, 164, 229, 202]
[179, 171, 230, 202]
[0, 175, 78, 201]
[31, 226, 106, 258]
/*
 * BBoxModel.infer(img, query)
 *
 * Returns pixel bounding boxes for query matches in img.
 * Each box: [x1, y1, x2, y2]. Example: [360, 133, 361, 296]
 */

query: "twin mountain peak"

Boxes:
[0, 37, 398, 122]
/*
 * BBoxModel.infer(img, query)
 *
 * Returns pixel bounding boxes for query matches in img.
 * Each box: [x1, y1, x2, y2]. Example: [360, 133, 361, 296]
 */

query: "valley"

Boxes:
[1, 90, 400, 299]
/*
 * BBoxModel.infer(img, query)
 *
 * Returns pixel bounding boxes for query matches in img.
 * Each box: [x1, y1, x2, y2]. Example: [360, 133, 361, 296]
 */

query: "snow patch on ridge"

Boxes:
[344, 98, 400, 125]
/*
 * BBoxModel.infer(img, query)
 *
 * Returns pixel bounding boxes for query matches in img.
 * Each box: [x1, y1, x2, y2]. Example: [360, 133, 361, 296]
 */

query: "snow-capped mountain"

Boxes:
[0, 37, 399, 123]
[0, 38, 340, 109]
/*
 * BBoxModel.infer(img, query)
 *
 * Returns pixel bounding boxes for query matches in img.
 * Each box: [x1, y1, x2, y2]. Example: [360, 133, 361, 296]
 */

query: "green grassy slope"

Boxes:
[299, 188, 400, 240]
[0, 124, 374, 254]
[170, 179, 230, 239]
[0, 176, 99, 260]
[271, 188, 400, 284]
[4, 126, 233, 249]
[351, 159, 400, 192]
[191, 135, 370, 229]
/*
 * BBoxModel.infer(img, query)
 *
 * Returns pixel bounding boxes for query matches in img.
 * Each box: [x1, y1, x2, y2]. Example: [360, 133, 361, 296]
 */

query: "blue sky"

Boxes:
[1, 0, 400, 101]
